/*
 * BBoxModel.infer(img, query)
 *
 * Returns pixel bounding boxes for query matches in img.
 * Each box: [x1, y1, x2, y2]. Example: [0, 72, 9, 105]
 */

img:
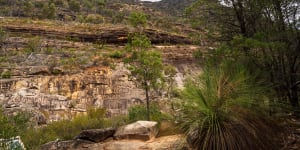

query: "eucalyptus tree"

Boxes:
[187, 0, 300, 114]
[126, 35, 163, 121]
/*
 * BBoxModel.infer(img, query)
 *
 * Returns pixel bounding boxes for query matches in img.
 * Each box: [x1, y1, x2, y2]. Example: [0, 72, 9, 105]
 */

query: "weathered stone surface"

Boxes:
[81, 135, 186, 150]
[40, 139, 93, 150]
[3, 25, 192, 44]
[114, 121, 159, 141]
[28, 66, 50, 75]
[40, 135, 187, 150]
[0, 64, 146, 122]
[75, 128, 116, 143]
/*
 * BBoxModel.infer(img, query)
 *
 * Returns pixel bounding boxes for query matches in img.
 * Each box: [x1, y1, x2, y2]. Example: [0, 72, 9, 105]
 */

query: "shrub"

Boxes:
[21, 108, 128, 150]
[112, 12, 125, 24]
[1, 70, 11, 79]
[109, 51, 124, 59]
[85, 14, 105, 24]
[0, 96, 128, 149]
[44, 47, 55, 54]
[21, 128, 56, 150]
[128, 12, 147, 28]
[0, 56, 8, 62]
[68, 0, 80, 12]
[26, 36, 41, 52]
[0, 110, 31, 139]
[128, 103, 171, 124]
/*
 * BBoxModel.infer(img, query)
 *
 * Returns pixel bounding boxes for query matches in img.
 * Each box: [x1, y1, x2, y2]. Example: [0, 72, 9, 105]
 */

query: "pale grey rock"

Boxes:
[114, 121, 159, 141]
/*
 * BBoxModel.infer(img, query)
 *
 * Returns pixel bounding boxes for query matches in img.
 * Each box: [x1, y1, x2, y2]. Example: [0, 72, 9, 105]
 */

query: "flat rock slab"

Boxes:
[40, 139, 93, 150]
[83, 135, 187, 150]
[114, 121, 159, 141]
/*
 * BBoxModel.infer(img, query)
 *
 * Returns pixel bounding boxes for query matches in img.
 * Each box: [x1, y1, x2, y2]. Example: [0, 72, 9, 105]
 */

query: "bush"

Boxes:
[21, 128, 56, 150]
[109, 51, 124, 59]
[85, 14, 105, 24]
[1, 70, 11, 79]
[2, 108, 118, 150]
[128, 103, 171, 123]
[21, 108, 128, 150]
[68, 0, 80, 12]
[0, 110, 31, 139]
[112, 12, 125, 24]
[0, 56, 8, 62]
[128, 12, 147, 28]
[26, 36, 41, 52]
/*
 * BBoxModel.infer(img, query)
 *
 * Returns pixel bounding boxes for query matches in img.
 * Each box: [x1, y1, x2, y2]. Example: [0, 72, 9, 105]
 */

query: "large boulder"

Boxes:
[75, 128, 115, 143]
[114, 121, 159, 141]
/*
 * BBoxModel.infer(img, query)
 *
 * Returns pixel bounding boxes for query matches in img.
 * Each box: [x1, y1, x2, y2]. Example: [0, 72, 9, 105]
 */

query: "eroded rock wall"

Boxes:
[0, 64, 145, 122]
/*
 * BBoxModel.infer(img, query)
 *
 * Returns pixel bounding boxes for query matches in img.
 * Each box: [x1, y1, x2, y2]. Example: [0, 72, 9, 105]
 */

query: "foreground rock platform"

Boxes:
[41, 135, 187, 150]
[40, 121, 188, 150]
[86, 135, 187, 150]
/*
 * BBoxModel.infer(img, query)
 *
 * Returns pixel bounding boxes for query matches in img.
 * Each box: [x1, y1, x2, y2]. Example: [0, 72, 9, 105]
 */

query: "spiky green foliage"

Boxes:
[179, 60, 280, 150]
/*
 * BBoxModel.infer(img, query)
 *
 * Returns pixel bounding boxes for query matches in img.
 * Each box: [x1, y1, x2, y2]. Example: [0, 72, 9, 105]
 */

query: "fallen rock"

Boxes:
[114, 121, 159, 141]
[75, 128, 116, 143]
[28, 66, 50, 75]
[51, 67, 64, 75]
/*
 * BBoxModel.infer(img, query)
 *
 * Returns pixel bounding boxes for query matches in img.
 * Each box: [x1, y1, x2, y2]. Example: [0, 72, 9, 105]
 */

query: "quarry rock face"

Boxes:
[0, 64, 145, 122]
[114, 121, 159, 141]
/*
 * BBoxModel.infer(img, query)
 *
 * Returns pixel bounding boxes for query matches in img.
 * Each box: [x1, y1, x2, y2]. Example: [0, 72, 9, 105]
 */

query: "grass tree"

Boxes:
[179, 60, 281, 150]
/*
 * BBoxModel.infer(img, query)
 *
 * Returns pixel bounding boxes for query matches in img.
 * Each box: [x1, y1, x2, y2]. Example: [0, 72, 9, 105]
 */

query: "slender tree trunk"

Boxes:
[145, 86, 150, 121]
[290, 65, 300, 116]
[272, 0, 285, 31]
[231, 0, 247, 37]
